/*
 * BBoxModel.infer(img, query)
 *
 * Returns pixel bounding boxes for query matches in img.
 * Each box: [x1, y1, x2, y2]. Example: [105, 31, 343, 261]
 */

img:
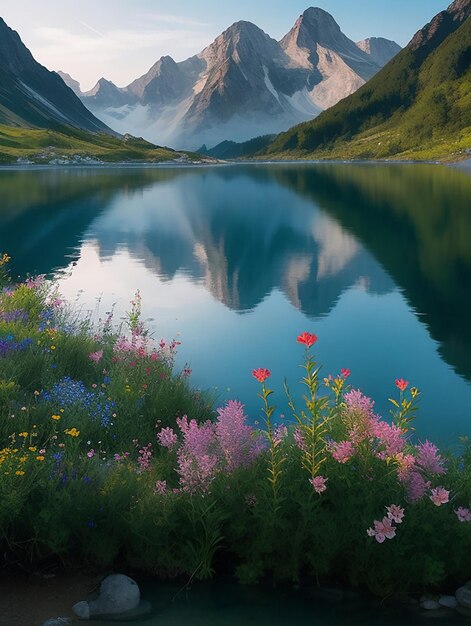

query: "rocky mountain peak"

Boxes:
[57, 70, 82, 96]
[410, 0, 471, 51]
[356, 37, 401, 67]
[126, 55, 186, 104]
[282, 7, 343, 53]
[85, 77, 119, 97]
[204, 19, 278, 63]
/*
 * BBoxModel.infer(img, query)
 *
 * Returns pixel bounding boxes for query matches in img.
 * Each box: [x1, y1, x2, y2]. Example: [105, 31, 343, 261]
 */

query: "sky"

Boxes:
[0, 0, 450, 91]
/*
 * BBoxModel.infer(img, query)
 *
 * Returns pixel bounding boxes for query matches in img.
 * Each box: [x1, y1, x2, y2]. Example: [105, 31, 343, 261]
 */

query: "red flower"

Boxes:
[395, 378, 409, 392]
[297, 332, 318, 347]
[341, 368, 351, 379]
[252, 368, 271, 383]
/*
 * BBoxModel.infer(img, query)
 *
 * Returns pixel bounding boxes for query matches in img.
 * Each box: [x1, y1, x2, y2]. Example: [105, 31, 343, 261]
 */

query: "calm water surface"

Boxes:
[1, 163, 471, 445]
[89, 579, 464, 626]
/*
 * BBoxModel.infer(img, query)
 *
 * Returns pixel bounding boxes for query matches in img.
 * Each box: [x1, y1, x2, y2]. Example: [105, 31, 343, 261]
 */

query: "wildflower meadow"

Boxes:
[0, 254, 470, 598]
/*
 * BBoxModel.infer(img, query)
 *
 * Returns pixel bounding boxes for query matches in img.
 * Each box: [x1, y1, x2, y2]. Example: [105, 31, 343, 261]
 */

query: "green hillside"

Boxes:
[263, 3, 471, 161]
[0, 125, 200, 165]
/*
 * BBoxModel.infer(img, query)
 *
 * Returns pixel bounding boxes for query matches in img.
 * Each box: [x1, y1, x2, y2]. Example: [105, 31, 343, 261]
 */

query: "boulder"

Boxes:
[438, 595, 458, 609]
[456, 581, 471, 609]
[72, 574, 140, 619]
[42, 619, 71, 626]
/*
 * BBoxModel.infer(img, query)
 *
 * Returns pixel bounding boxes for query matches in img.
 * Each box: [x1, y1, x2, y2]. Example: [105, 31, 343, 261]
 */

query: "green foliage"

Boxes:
[0, 124, 200, 164]
[1, 272, 471, 598]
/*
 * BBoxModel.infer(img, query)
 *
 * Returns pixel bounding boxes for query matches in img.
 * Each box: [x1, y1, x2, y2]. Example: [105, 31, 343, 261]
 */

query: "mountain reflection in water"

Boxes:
[1, 163, 470, 443]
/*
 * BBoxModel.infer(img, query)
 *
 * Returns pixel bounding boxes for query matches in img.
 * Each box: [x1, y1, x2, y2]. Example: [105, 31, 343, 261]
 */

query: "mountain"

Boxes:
[356, 37, 402, 67]
[74, 8, 400, 149]
[198, 135, 275, 159]
[82, 78, 136, 109]
[57, 70, 82, 96]
[261, 0, 471, 161]
[0, 17, 112, 134]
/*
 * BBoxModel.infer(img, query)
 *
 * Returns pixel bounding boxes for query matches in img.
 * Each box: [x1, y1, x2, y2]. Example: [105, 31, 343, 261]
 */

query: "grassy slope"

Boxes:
[0, 124, 201, 164]
[263, 16, 471, 161]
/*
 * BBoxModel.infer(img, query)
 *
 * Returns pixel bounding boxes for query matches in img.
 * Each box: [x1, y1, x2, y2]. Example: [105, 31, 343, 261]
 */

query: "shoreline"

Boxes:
[0, 156, 470, 171]
[0, 571, 91, 625]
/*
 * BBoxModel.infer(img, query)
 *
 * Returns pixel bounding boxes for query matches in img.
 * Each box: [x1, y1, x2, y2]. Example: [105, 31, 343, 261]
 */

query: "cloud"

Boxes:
[141, 13, 210, 27]
[32, 24, 211, 88]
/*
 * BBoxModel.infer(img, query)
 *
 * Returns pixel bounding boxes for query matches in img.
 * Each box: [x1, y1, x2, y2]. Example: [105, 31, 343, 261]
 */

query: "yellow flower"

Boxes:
[18, 432, 28, 438]
[19, 456, 28, 463]
[28, 446, 37, 452]
[36, 455, 45, 461]
[64, 427, 80, 438]
[50, 345, 56, 350]
[15, 470, 25, 476]
[51, 415, 61, 421]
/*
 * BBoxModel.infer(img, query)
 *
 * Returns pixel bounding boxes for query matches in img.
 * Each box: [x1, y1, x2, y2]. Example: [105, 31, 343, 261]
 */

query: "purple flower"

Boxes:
[416, 440, 446, 475]
[455, 507, 471, 522]
[407, 471, 431, 502]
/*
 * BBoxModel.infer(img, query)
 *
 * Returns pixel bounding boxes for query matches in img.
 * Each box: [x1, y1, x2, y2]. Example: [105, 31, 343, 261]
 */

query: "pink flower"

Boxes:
[455, 507, 471, 522]
[430, 487, 450, 507]
[215, 400, 263, 471]
[367, 516, 396, 543]
[386, 504, 405, 524]
[297, 332, 318, 347]
[137, 443, 153, 472]
[371, 420, 405, 458]
[273, 424, 288, 447]
[416, 440, 446, 476]
[341, 368, 351, 379]
[89, 350, 103, 363]
[395, 452, 416, 481]
[86, 449, 95, 458]
[407, 471, 431, 502]
[157, 427, 178, 449]
[310, 475, 328, 494]
[329, 440, 355, 464]
[293, 428, 308, 453]
[252, 368, 271, 383]
[395, 378, 409, 392]
[154, 480, 167, 495]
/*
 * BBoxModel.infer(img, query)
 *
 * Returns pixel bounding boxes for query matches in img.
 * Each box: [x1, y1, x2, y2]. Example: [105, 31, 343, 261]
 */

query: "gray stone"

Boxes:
[72, 601, 90, 619]
[421, 599, 441, 610]
[456, 581, 471, 609]
[438, 595, 458, 609]
[73, 574, 140, 619]
[42, 619, 71, 626]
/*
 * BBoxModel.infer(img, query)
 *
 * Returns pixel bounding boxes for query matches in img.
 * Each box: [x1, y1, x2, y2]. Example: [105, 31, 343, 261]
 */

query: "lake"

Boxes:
[1, 162, 470, 445]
